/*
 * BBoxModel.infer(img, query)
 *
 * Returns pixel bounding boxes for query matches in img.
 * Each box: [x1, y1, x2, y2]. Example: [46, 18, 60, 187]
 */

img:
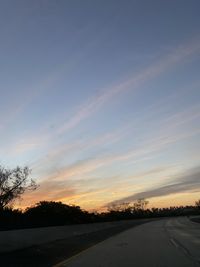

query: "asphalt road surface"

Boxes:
[0, 219, 150, 267]
[56, 217, 200, 267]
[0, 220, 150, 253]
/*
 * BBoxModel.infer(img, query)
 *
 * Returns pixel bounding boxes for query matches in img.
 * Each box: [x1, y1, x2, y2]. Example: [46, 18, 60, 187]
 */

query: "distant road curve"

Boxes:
[55, 217, 200, 267]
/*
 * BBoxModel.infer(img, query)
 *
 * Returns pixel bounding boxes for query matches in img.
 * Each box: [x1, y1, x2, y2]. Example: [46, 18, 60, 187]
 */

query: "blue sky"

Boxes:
[0, 1, 200, 210]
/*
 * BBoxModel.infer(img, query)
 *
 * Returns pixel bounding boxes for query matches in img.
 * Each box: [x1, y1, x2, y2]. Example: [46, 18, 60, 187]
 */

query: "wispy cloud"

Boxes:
[19, 118, 200, 209]
[20, 179, 76, 208]
[108, 166, 200, 206]
[40, 116, 200, 184]
[7, 99, 200, 160]
[57, 37, 200, 134]
[5, 37, 200, 160]
[31, 126, 127, 171]
[0, 24, 103, 134]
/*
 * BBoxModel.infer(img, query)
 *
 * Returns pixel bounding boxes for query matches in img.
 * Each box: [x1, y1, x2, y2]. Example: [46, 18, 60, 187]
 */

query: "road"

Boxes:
[0, 219, 150, 266]
[56, 217, 200, 267]
[0, 220, 147, 253]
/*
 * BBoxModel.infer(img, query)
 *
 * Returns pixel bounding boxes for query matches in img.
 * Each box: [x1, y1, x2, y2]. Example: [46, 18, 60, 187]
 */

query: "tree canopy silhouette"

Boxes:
[24, 201, 91, 227]
[195, 199, 200, 209]
[0, 165, 36, 209]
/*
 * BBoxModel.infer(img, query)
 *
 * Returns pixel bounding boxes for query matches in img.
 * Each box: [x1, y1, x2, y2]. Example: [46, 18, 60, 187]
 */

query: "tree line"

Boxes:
[0, 165, 199, 230]
[0, 199, 199, 230]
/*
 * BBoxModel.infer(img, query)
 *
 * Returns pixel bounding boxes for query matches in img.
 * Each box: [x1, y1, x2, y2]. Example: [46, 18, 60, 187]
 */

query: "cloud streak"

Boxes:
[6, 37, 200, 160]
[57, 37, 200, 134]
[107, 166, 200, 206]
[20, 179, 76, 208]
[40, 118, 200, 184]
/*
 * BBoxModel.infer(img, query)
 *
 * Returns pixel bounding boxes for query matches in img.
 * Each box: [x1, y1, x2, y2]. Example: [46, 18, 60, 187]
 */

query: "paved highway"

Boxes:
[56, 217, 200, 267]
[0, 219, 149, 266]
[0, 220, 144, 253]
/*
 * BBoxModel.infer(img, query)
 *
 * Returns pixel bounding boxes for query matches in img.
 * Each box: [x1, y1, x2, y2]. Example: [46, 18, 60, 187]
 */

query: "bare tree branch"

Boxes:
[0, 166, 37, 209]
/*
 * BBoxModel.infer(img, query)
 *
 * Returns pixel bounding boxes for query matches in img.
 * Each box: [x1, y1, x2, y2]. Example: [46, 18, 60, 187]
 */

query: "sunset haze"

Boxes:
[0, 0, 200, 211]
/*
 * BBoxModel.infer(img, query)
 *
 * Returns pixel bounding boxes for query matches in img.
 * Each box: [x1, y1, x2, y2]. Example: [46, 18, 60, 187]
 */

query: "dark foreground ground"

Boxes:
[0, 219, 151, 267]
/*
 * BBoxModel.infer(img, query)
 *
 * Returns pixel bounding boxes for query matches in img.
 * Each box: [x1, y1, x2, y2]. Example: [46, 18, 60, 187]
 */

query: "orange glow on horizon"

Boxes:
[15, 190, 199, 213]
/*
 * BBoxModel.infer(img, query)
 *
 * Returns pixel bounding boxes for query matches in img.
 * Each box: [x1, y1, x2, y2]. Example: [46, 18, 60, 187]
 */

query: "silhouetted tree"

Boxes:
[108, 202, 130, 212]
[24, 201, 91, 227]
[195, 199, 200, 209]
[133, 198, 149, 210]
[0, 166, 36, 209]
[0, 200, 199, 230]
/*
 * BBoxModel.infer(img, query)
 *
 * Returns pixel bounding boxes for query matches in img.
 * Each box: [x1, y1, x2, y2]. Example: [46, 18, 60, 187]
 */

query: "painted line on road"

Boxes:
[169, 235, 200, 265]
[170, 237, 192, 258]
[170, 238, 179, 248]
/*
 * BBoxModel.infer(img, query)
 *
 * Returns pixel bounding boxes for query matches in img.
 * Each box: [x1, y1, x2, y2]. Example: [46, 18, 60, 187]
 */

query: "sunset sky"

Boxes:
[0, 1, 200, 211]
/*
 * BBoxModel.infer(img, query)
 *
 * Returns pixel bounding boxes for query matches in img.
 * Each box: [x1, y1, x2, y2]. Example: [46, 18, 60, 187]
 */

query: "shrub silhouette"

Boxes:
[24, 201, 91, 227]
[0, 200, 199, 230]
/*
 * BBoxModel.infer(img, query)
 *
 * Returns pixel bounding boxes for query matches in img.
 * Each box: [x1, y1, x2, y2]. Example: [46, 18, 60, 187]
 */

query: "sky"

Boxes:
[0, 0, 200, 211]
